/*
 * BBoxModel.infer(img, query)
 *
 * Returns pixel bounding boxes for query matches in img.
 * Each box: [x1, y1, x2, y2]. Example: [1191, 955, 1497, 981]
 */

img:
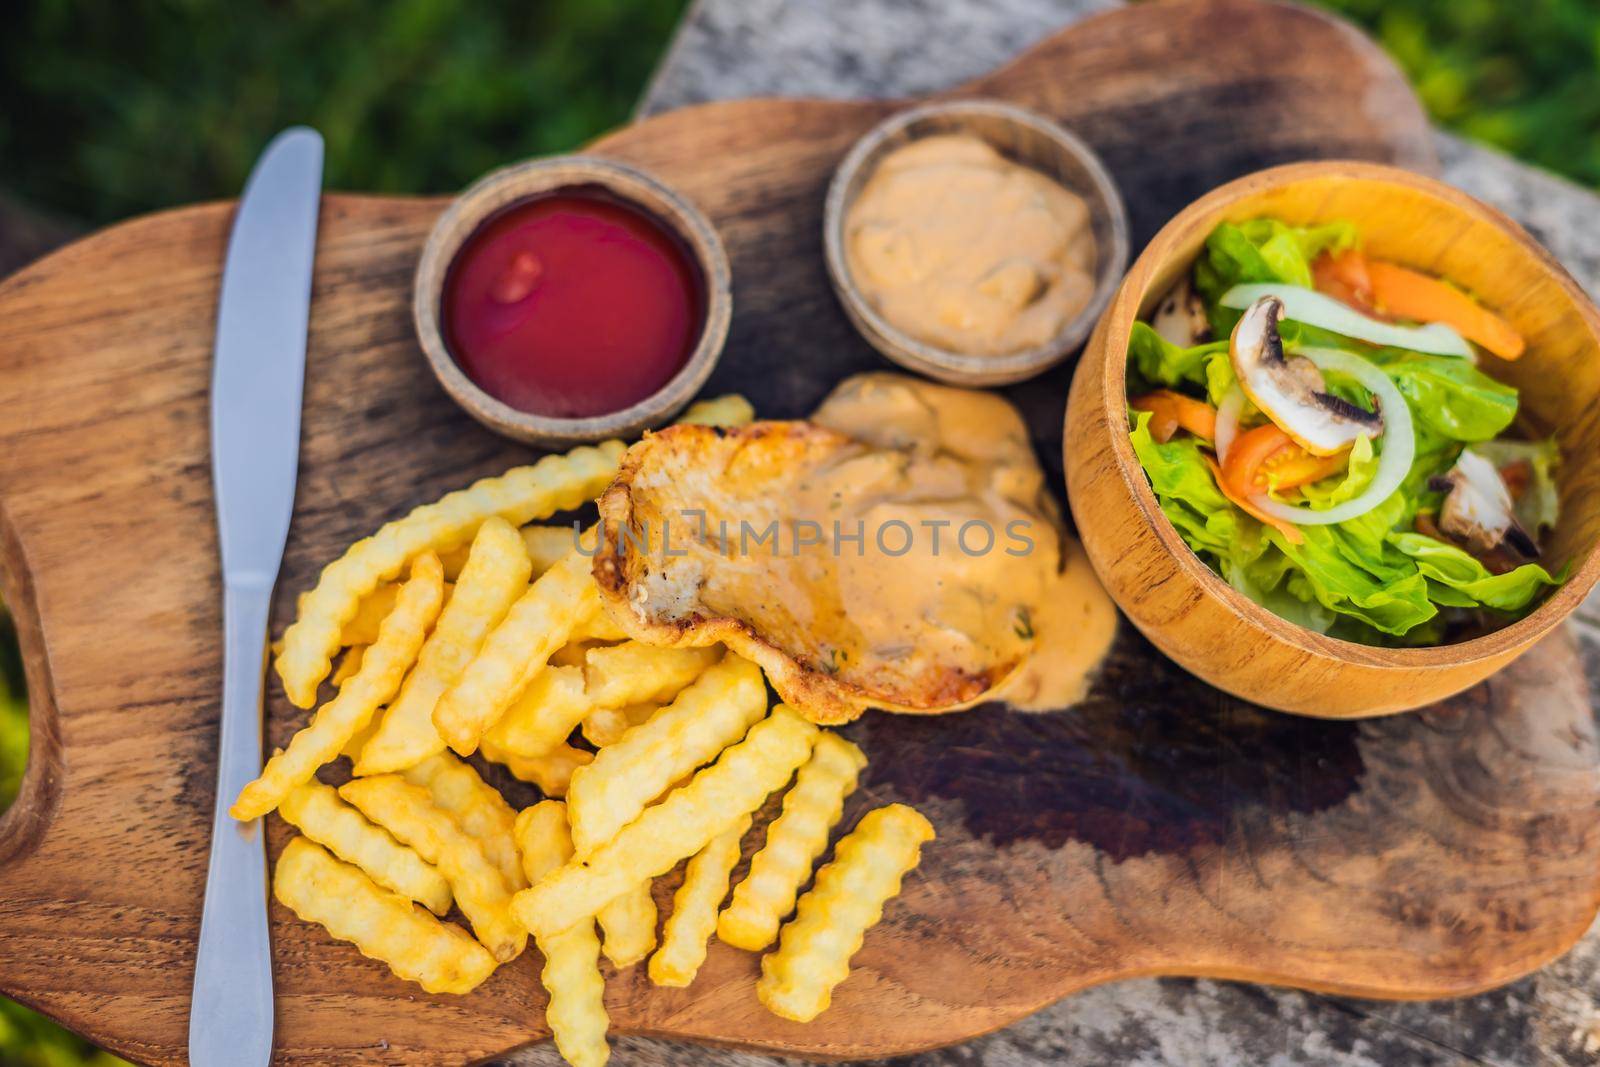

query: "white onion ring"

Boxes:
[1214, 385, 1245, 465]
[1220, 282, 1474, 360]
[1247, 347, 1414, 527]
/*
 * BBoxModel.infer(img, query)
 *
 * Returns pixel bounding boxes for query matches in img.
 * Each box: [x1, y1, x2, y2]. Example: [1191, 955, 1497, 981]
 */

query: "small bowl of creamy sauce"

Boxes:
[825, 100, 1128, 386]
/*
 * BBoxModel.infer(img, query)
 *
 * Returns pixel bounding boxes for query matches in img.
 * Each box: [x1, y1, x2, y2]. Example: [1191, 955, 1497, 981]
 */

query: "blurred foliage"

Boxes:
[0, 606, 23, 812]
[0, 0, 1589, 230]
[1315, 0, 1600, 187]
[0, 607, 126, 1066]
[0, 0, 691, 225]
[0, 1000, 126, 1067]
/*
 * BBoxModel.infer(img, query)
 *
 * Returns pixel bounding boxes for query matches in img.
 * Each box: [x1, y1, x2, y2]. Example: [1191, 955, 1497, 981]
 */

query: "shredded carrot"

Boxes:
[1130, 390, 1217, 443]
[1204, 455, 1304, 545]
[1365, 260, 1525, 360]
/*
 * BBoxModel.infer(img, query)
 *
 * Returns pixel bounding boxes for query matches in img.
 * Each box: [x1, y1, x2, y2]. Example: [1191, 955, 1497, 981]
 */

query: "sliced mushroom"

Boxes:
[1151, 275, 1211, 348]
[1431, 449, 1538, 558]
[1230, 296, 1383, 456]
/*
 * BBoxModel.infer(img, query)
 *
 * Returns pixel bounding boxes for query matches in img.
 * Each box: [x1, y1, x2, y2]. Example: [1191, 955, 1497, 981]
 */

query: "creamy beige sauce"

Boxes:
[992, 540, 1119, 711]
[844, 135, 1097, 357]
[808, 373, 1116, 711]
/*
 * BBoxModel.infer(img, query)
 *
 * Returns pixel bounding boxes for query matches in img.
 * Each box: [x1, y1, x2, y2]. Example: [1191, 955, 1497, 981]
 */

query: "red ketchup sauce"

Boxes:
[442, 188, 706, 418]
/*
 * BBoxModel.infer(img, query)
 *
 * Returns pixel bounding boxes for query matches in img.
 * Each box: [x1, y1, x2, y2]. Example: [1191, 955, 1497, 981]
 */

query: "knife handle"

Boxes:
[190, 581, 275, 1067]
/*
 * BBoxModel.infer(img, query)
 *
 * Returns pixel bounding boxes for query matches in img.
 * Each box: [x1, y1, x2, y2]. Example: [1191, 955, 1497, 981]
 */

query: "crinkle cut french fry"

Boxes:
[570, 610, 628, 644]
[400, 751, 526, 891]
[331, 644, 366, 688]
[482, 666, 589, 758]
[275, 440, 625, 708]
[342, 582, 452, 648]
[519, 809, 658, 974]
[339, 775, 526, 962]
[756, 804, 934, 1022]
[342, 716, 379, 760]
[541, 916, 610, 1067]
[598, 882, 657, 969]
[438, 545, 470, 583]
[548, 641, 596, 669]
[442, 523, 579, 582]
[515, 800, 576, 883]
[583, 643, 721, 710]
[432, 537, 600, 756]
[339, 581, 398, 646]
[278, 780, 452, 916]
[580, 702, 658, 749]
[679, 393, 755, 427]
[512, 706, 818, 941]
[520, 524, 583, 574]
[480, 737, 591, 798]
[650, 814, 750, 987]
[718, 732, 867, 951]
[230, 554, 444, 821]
[355, 518, 531, 774]
[568, 653, 766, 857]
[513, 803, 610, 1067]
[273, 837, 496, 995]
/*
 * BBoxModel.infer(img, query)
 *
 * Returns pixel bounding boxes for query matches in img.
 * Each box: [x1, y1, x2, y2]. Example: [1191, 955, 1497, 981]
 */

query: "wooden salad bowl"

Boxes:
[1065, 160, 1600, 718]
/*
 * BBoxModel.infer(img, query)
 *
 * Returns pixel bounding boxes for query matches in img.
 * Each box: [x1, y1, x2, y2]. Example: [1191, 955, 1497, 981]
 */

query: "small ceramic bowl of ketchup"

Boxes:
[414, 156, 732, 445]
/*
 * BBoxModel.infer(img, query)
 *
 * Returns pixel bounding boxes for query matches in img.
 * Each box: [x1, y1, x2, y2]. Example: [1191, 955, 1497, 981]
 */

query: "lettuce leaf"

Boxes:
[1126, 321, 1226, 392]
[1225, 556, 1336, 633]
[1131, 408, 1440, 637]
[1202, 348, 1238, 407]
[1265, 515, 1438, 636]
[1236, 219, 1357, 288]
[1373, 352, 1518, 443]
[1389, 533, 1562, 612]
[1194, 220, 1357, 334]
[1129, 410, 1237, 557]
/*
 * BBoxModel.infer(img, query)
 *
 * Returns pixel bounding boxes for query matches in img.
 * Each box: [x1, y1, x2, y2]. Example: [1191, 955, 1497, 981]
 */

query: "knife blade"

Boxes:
[190, 126, 323, 1067]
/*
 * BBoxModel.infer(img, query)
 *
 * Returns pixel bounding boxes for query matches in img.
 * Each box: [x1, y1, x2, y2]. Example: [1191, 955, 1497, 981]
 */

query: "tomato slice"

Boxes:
[1203, 455, 1304, 545]
[1129, 390, 1217, 443]
[1221, 425, 1290, 497]
[1222, 423, 1349, 498]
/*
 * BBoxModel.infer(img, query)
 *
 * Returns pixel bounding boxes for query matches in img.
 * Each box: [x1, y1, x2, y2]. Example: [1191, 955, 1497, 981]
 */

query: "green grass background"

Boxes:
[0, 0, 1594, 1060]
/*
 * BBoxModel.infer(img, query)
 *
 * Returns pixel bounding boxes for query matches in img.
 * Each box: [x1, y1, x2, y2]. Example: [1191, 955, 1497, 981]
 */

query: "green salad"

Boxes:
[1125, 218, 1563, 646]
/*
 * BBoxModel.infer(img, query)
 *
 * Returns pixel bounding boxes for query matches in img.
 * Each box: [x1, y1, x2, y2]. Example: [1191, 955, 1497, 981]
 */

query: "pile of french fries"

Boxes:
[231, 395, 934, 1067]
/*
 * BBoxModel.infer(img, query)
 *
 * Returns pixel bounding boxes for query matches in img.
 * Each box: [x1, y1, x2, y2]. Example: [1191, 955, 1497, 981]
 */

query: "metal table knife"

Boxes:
[190, 126, 323, 1067]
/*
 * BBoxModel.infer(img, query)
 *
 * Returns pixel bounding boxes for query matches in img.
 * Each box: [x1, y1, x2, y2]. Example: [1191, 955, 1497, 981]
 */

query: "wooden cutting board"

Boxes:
[1, 2, 1595, 1063]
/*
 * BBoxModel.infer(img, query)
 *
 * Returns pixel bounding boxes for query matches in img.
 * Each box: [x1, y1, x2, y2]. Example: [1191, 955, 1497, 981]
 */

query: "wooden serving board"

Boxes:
[1, 2, 1595, 1063]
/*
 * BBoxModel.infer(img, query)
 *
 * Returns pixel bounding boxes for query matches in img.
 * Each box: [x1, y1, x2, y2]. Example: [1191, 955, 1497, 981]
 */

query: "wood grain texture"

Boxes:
[1066, 161, 1600, 717]
[0, 2, 1595, 1064]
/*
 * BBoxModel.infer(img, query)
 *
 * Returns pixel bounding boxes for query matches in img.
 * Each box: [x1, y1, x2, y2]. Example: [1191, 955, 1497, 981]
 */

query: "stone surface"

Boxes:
[499, 1, 1600, 1063]
[0, 192, 77, 279]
